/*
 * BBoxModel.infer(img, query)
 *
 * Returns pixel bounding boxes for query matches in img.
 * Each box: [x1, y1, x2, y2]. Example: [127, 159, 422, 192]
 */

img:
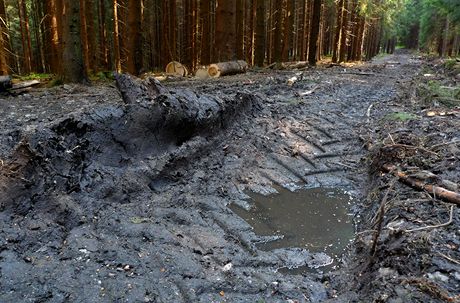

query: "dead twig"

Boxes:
[438, 252, 460, 266]
[431, 139, 460, 151]
[404, 278, 460, 302]
[371, 179, 396, 256]
[404, 205, 454, 233]
[382, 143, 438, 156]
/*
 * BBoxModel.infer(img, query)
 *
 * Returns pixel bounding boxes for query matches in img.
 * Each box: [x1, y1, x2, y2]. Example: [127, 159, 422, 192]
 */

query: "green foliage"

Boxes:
[384, 112, 419, 122]
[397, 0, 460, 53]
[47, 77, 64, 88]
[417, 80, 460, 108]
[15, 73, 53, 81]
[88, 71, 115, 82]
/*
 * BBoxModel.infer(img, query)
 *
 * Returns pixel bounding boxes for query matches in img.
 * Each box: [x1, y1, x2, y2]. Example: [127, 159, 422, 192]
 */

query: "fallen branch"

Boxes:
[404, 205, 454, 232]
[382, 164, 460, 205]
[371, 180, 396, 256]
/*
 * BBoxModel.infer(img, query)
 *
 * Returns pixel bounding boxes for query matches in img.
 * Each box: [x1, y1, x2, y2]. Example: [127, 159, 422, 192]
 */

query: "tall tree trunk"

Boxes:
[338, 0, 348, 62]
[18, 0, 32, 73]
[273, 0, 283, 62]
[126, 0, 142, 75]
[62, 0, 87, 82]
[80, 0, 90, 73]
[113, 0, 121, 72]
[0, 0, 9, 74]
[215, 0, 236, 61]
[254, 0, 266, 66]
[281, 0, 293, 61]
[308, 0, 321, 65]
[235, 0, 244, 60]
[200, 0, 211, 64]
[85, 0, 97, 71]
[98, 0, 109, 69]
[44, 0, 63, 74]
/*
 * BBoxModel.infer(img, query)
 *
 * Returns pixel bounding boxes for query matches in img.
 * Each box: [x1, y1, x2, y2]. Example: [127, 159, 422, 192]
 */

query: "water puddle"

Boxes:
[229, 186, 355, 272]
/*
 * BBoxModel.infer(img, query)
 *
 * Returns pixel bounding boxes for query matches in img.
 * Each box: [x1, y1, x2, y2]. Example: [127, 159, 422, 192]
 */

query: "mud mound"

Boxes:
[0, 76, 258, 225]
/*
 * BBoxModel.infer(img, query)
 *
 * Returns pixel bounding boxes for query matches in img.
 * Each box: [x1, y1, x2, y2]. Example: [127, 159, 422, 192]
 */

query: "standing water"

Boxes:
[230, 186, 355, 270]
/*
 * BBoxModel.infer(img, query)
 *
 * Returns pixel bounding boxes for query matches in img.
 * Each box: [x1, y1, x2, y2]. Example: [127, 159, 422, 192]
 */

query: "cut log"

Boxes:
[0, 75, 13, 92]
[281, 61, 309, 69]
[165, 61, 189, 77]
[207, 60, 248, 78]
[382, 164, 460, 205]
[11, 80, 41, 90]
[195, 66, 209, 79]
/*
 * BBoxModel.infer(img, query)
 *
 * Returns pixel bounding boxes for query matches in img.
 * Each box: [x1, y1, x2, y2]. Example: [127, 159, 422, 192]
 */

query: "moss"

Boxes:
[384, 112, 419, 122]
[417, 80, 460, 108]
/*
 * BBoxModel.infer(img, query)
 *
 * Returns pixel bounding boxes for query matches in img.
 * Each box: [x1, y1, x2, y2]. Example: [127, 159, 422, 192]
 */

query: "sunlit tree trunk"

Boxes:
[113, 0, 121, 72]
[18, 0, 32, 73]
[338, 0, 348, 62]
[98, 0, 109, 70]
[80, 0, 90, 73]
[0, 0, 9, 74]
[126, 0, 142, 74]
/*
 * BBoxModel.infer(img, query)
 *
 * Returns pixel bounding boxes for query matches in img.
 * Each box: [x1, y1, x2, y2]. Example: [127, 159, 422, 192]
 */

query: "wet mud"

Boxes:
[1, 51, 458, 302]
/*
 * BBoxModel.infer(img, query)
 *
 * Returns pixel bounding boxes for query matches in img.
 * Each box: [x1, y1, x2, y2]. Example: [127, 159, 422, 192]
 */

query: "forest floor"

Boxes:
[0, 51, 459, 302]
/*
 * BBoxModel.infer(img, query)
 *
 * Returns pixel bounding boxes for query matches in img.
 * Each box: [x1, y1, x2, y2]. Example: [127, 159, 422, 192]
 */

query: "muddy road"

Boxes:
[1, 53, 457, 302]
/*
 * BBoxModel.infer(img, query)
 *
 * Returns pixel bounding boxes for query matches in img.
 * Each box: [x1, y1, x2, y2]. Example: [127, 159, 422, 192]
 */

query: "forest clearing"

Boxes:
[0, 0, 460, 302]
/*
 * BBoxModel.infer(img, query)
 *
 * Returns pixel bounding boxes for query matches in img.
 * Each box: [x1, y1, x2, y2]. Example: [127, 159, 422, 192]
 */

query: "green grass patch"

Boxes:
[384, 112, 419, 122]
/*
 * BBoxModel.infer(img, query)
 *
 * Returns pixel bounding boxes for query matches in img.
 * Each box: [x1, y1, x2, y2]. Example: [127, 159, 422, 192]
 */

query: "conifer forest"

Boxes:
[0, 1, 459, 302]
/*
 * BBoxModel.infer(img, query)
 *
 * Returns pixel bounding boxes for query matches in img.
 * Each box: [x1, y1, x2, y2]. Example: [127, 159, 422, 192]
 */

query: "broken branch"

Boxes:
[382, 164, 460, 205]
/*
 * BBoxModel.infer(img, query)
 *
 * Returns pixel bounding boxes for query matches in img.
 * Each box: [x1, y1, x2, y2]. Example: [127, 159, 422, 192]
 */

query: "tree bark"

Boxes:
[338, 0, 348, 62]
[98, 0, 109, 70]
[200, 0, 211, 65]
[308, 0, 322, 65]
[281, 0, 294, 61]
[44, 0, 62, 74]
[85, 0, 97, 71]
[273, 0, 283, 62]
[126, 0, 142, 75]
[254, 0, 266, 66]
[80, 0, 90, 73]
[61, 0, 87, 82]
[113, 0, 121, 72]
[235, 0, 244, 60]
[0, 0, 9, 74]
[18, 0, 32, 73]
[216, 0, 236, 61]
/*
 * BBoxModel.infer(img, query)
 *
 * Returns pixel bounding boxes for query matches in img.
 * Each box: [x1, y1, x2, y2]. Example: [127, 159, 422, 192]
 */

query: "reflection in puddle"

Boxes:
[229, 186, 355, 272]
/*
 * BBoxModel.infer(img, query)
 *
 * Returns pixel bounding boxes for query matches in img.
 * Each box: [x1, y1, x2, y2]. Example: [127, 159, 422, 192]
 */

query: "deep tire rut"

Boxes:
[0, 54, 420, 302]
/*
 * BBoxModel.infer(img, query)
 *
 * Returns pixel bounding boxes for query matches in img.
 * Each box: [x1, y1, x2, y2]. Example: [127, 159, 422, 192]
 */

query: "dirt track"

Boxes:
[2, 52, 457, 302]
